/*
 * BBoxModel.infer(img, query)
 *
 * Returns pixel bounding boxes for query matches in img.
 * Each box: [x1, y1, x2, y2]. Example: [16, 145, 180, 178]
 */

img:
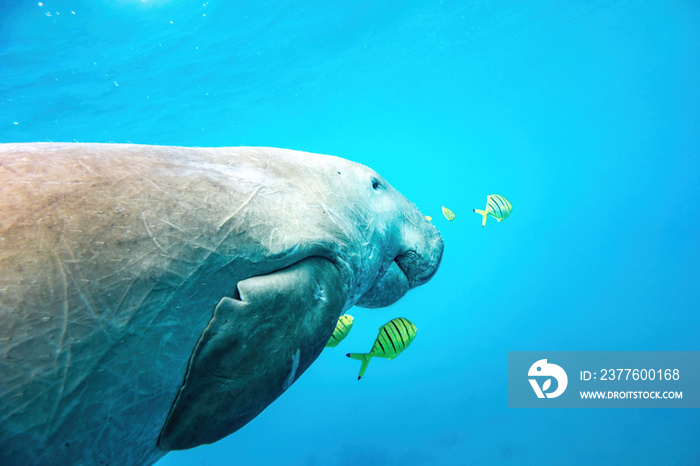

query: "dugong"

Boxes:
[0, 143, 443, 465]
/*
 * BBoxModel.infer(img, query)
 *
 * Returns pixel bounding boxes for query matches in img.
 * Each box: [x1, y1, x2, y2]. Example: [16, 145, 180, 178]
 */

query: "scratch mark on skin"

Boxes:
[283, 349, 300, 391]
[216, 186, 262, 230]
[45, 251, 73, 441]
[124, 163, 211, 228]
[95, 250, 152, 287]
[74, 157, 94, 175]
[112, 276, 137, 315]
[156, 217, 186, 234]
[3, 390, 51, 423]
[53, 251, 71, 366]
[136, 171, 167, 194]
[402, 213, 418, 228]
[60, 240, 113, 339]
[0, 159, 19, 175]
[142, 212, 169, 256]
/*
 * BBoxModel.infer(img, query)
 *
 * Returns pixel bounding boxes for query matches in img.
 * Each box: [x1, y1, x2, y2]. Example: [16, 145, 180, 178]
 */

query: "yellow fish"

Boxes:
[442, 206, 455, 221]
[473, 194, 512, 226]
[346, 317, 417, 380]
[325, 314, 354, 348]
[425, 215, 432, 221]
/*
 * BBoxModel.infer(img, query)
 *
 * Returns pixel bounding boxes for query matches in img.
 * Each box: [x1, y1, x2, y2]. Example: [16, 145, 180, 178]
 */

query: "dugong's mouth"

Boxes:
[354, 244, 442, 309]
[394, 249, 439, 288]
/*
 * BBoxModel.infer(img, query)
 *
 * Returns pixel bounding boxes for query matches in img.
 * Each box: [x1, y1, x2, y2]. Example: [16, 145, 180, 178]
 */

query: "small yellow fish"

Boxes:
[425, 216, 432, 221]
[442, 206, 455, 221]
[473, 194, 512, 226]
[325, 314, 354, 348]
[346, 317, 417, 380]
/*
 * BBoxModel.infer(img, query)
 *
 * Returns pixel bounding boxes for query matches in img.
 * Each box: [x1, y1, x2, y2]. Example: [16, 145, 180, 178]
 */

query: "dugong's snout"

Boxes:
[356, 212, 444, 309]
[395, 223, 444, 288]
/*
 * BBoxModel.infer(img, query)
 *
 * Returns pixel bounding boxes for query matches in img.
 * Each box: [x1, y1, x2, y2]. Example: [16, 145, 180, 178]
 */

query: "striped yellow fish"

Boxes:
[325, 314, 354, 348]
[442, 206, 456, 221]
[346, 317, 417, 380]
[473, 194, 512, 226]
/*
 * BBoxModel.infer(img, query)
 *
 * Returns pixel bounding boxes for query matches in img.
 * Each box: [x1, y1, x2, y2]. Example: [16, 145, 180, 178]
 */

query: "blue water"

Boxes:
[2, 1, 699, 465]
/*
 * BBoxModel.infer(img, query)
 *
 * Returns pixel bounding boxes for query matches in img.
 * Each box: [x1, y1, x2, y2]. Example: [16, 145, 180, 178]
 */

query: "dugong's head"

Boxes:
[334, 163, 444, 309]
[255, 148, 444, 309]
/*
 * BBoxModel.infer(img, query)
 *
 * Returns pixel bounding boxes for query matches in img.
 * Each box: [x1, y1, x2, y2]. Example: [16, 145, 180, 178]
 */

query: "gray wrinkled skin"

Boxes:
[0, 143, 443, 465]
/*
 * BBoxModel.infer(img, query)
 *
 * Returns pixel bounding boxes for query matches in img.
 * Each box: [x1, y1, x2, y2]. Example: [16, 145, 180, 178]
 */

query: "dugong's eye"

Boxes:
[371, 177, 382, 191]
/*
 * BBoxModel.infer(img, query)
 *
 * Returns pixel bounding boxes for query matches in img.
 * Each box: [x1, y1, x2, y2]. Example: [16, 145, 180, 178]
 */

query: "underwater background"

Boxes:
[1, 1, 699, 465]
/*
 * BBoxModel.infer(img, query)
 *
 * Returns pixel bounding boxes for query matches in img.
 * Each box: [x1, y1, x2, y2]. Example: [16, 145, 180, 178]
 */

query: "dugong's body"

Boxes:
[0, 143, 443, 465]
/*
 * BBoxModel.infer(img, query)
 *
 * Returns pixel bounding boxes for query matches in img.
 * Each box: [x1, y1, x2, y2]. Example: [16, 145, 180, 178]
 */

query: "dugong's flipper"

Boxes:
[158, 257, 345, 450]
